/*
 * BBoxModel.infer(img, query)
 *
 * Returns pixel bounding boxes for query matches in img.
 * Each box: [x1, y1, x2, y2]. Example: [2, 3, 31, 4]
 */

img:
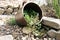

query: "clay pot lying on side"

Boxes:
[15, 2, 42, 26]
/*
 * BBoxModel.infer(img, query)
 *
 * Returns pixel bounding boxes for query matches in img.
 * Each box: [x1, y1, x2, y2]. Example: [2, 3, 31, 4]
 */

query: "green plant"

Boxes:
[23, 9, 47, 37]
[52, 0, 60, 18]
[24, 9, 38, 25]
[9, 18, 16, 25]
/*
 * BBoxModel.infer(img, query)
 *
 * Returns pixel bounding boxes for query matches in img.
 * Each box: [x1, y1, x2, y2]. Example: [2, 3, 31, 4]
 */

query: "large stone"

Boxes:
[42, 16, 60, 29]
[0, 35, 13, 40]
[0, 20, 5, 25]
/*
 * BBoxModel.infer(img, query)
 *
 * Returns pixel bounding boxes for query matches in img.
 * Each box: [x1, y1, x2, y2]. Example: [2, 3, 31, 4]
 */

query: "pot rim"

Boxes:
[22, 1, 42, 21]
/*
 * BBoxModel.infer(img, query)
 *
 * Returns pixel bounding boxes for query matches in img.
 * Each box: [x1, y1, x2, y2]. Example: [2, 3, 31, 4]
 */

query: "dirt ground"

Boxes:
[0, 1, 57, 40]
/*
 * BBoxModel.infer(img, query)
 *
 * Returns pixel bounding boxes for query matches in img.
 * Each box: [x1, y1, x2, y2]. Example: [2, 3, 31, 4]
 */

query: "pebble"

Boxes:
[5, 8, 13, 15]
[47, 29, 56, 38]
[56, 31, 60, 40]
[0, 35, 13, 40]
[0, 8, 5, 15]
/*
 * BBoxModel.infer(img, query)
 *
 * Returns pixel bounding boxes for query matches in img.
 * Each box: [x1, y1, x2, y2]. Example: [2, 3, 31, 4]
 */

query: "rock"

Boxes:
[44, 38, 48, 40]
[26, 35, 32, 40]
[5, 8, 13, 15]
[22, 27, 32, 34]
[56, 31, 60, 40]
[0, 8, 5, 15]
[36, 37, 40, 40]
[44, 38, 54, 40]
[0, 35, 13, 40]
[22, 35, 28, 40]
[42, 16, 60, 29]
[47, 29, 56, 38]
[12, 12, 17, 15]
[13, 7, 19, 12]
[0, 15, 15, 25]
[0, 20, 5, 25]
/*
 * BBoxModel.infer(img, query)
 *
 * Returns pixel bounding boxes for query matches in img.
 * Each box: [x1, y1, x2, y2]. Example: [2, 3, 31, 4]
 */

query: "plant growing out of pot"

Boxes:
[15, 2, 42, 26]
[23, 2, 42, 26]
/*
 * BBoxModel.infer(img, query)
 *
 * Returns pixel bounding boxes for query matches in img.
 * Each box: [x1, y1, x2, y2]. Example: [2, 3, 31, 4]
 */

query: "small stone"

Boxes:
[0, 20, 5, 25]
[47, 29, 56, 38]
[5, 8, 13, 15]
[31, 35, 36, 40]
[0, 35, 13, 40]
[22, 35, 28, 40]
[36, 37, 40, 40]
[44, 38, 47, 40]
[22, 27, 32, 34]
[0, 8, 5, 15]
[26, 35, 32, 40]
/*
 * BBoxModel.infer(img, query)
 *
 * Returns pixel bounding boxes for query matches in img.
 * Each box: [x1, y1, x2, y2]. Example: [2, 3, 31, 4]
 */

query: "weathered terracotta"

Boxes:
[15, 2, 42, 26]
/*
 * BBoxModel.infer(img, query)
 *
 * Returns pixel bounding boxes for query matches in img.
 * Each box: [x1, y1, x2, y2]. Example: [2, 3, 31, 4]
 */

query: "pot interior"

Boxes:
[23, 2, 42, 20]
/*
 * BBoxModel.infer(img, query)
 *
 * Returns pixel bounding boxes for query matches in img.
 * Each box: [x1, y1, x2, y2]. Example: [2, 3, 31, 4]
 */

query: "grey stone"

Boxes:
[44, 38, 48, 40]
[47, 29, 56, 38]
[0, 35, 13, 40]
[22, 35, 28, 40]
[5, 8, 13, 14]
[56, 31, 60, 40]
[42, 16, 60, 29]
[0, 8, 5, 15]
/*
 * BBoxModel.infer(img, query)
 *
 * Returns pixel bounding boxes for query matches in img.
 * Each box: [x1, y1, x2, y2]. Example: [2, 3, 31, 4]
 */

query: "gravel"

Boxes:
[0, 25, 36, 40]
[0, 25, 51, 40]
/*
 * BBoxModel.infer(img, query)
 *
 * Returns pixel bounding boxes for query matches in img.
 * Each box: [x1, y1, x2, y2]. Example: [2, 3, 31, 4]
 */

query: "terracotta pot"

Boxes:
[15, 1, 42, 26]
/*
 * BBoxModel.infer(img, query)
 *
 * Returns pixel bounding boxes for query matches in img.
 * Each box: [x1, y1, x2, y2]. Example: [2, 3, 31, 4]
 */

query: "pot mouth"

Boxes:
[23, 2, 42, 21]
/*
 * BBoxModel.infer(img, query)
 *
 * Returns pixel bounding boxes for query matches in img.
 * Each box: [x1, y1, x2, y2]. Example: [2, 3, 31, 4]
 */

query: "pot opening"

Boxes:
[23, 2, 42, 20]
[23, 2, 42, 25]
